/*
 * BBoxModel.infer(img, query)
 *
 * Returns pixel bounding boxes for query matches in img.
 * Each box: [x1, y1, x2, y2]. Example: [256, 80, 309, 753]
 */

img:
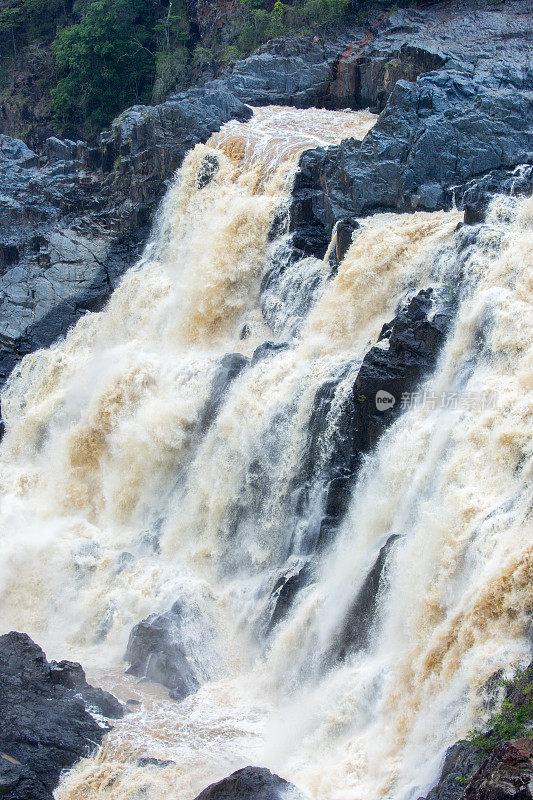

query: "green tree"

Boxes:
[51, 0, 160, 131]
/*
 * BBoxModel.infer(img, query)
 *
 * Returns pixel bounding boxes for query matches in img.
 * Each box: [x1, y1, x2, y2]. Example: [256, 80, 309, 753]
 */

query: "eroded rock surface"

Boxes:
[0, 631, 123, 800]
[0, 87, 251, 396]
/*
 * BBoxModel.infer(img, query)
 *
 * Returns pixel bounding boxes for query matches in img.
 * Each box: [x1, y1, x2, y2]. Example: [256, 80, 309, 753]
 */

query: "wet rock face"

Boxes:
[0, 631, 123, 800]
[290, 65, 532, 243]
[99, 85, 252, 203]
[329, 534, 402, 662]
[461, 164, 533, 225]
[463, 739, 533, 800]
[0, 87, 252, 401]
[125, 595, 222, 702]
[199, 353, 250, 432]
[192, 766, 306, 800]
[301, 286, 455, 555]
[126, 602, 201, 701]
[421, 741, 481, 800]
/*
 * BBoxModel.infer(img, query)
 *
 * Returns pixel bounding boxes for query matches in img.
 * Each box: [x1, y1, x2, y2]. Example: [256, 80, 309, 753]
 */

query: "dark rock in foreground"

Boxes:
[0, 631, 123, 800]
[126, 601, 200, 701]
[423, 664, 533, 800]
[125, 593, 222, 701]
[192, 766, 306, 800]
[463, 738, 533, 800]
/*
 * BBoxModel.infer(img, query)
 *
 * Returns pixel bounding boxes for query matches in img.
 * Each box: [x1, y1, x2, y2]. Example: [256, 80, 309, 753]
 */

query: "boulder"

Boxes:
[125, 593, 222, 701]
[0, 631, 123, 800]
[192, 766, 306, 800]
[126, 601, 201, 701]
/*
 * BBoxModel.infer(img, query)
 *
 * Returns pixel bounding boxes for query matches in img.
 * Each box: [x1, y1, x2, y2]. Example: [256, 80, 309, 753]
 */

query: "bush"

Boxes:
[466, 665, 533, 755]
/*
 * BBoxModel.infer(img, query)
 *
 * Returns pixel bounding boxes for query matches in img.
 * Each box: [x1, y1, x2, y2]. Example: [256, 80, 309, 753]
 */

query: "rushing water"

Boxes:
[0, 106, 531, 800]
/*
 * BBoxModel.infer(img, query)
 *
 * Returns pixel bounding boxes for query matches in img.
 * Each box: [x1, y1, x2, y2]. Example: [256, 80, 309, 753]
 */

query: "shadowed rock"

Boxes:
[126, 601, 200, 701]
[192, 766, 306, 800]
[0, 631, 123, 800]
[329, 534, 401, 662]
[199, 353, 249, 432]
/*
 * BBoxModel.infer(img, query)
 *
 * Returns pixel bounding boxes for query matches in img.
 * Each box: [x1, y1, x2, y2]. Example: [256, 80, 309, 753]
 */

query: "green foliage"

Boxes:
[51, 0, 163, 130]
[227, 0, 350, 63]
[466, 666, 533, 756]
[1, 0, 411, 138]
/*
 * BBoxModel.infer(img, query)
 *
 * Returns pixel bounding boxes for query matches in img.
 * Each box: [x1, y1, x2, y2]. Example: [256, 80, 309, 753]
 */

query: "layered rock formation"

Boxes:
[0, 631, 123, 800]
[1, 0, 531, 401]
[0, 89, 251, 395]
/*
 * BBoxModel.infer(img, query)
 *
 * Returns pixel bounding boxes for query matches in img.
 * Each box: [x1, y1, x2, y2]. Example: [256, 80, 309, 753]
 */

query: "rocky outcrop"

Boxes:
[289, 65, 532, 247]
[301, 286, 456, 556]
[125, 594, 222, 701]
[422, 664, 533, 800]
[126, 601, 201, 701]
[261, 286, 456, 631]
[422, 741, 480, 800]
[463, 739, 533, 800]
[192, 766, 305, 800]
[226, 38, 335, 108]
[0, 631, 123, 800]
[97, 86, 251, 203]
[286, 0, 533, 251]
[0, 86, 251, 399]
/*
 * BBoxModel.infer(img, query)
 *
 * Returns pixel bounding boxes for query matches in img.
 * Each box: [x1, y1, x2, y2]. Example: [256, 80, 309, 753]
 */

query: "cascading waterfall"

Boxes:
[0, 106, 531, 800]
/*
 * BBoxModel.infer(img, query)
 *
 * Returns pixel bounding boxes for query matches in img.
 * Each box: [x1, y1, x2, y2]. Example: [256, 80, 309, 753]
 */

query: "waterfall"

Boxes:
[0, 107, 531, 800]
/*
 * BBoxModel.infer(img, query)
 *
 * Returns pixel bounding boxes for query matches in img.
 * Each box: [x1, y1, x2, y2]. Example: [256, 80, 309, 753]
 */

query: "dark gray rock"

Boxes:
[294, 286, 456, 557]
[49, 659, 124, 718]
[137, 757, 176, 768]
[461, 164, 533, 225]
[226, 38, 334, 107]
[0, 631, 123, 800]
[192, 766, 305, 800]
[329, 534, 401, 662]
[421, 741, 480, 800]
[0, 84, 252, 405]
[265, 560, 313, 633]
[290, 66, 532, 248]
[250, 341, 290, 366]
[99, 85, 251, 203]
[199, 353, 249, 432]
[125, 592, 222, 702]
[126, 600, 201, 701]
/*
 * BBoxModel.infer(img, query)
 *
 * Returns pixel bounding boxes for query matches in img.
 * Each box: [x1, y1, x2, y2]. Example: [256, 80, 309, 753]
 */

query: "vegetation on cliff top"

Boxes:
[0, 0, 411, 143]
